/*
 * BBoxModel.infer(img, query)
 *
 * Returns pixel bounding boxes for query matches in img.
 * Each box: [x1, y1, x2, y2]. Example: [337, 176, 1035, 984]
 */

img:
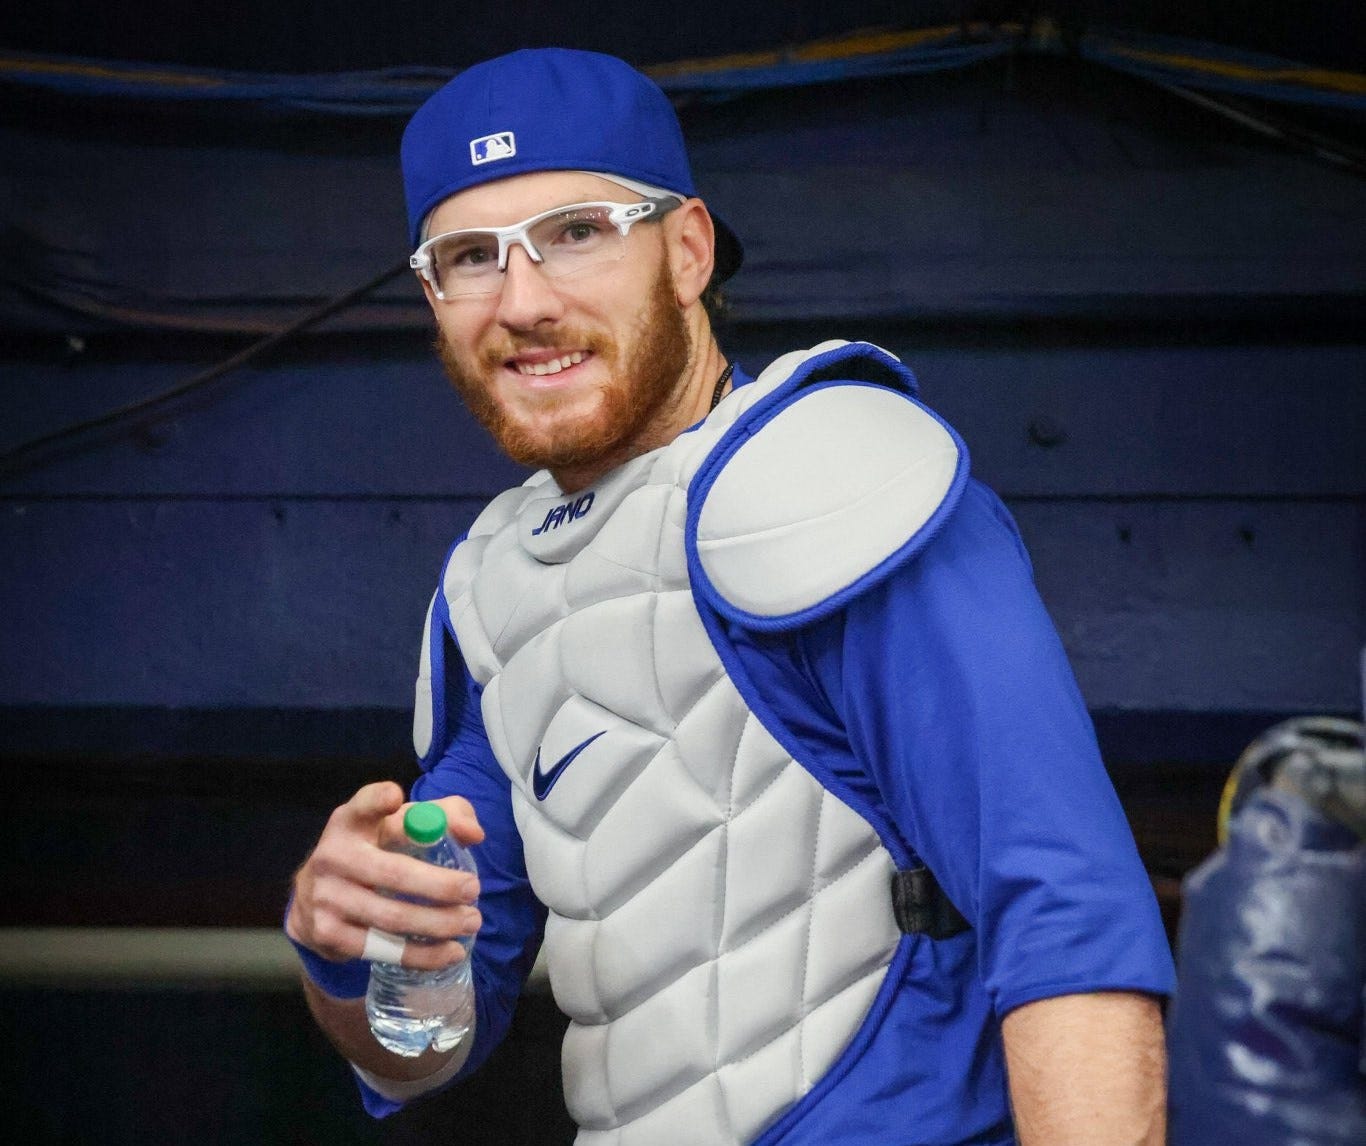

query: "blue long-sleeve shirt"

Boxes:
[361, 476, 1173, 1143]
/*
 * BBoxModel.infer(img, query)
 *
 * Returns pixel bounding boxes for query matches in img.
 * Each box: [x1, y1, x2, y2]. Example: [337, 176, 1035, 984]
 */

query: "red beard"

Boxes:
[436, 262, 692, 474]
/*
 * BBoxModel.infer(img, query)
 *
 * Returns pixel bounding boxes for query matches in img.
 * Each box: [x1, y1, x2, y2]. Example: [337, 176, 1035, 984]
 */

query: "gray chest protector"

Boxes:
[417, 342, 966, 1144]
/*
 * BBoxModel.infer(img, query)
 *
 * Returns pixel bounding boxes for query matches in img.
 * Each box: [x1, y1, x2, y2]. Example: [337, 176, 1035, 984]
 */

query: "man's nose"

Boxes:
[494, 242, 565, 329]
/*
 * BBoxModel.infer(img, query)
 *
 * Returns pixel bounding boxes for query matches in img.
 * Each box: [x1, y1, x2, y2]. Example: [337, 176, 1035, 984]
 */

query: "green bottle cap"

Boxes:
[403, 802, 448, 845]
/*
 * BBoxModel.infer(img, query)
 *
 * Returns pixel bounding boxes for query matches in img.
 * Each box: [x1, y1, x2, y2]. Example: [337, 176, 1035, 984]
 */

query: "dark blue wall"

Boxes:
[3, 333, 1362, 722]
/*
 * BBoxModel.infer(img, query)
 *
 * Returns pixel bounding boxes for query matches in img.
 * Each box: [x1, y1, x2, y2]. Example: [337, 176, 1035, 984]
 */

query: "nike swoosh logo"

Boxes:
[532, 731, 607, 801]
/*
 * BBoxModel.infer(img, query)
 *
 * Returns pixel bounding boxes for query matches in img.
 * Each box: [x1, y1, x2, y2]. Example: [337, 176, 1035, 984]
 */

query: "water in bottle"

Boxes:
[366, 801, 478, 1057]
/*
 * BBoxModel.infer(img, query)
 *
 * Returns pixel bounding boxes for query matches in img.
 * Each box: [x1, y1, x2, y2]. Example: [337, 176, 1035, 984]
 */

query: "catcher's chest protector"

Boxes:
[429, 342, 966, 1143]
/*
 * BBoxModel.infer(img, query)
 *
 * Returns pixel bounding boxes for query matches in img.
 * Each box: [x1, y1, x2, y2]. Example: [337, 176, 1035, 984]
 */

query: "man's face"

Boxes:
[424, 171, 693, 478]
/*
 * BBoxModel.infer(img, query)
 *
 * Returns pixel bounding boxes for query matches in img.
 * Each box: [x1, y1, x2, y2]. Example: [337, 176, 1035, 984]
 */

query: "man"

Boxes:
[287, 47, 1173, 1144]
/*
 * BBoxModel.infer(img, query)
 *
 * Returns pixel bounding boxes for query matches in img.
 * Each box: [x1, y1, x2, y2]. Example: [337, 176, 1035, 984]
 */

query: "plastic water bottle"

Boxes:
[365, 802, 478, 1057]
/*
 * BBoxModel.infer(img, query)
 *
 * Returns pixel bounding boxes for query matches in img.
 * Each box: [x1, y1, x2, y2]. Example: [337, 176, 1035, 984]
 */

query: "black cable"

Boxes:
[1, 257, 411, 477]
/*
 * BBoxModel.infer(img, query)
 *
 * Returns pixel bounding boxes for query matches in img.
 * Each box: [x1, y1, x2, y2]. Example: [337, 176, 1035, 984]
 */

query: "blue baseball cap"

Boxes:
[400, 48, 742, 281]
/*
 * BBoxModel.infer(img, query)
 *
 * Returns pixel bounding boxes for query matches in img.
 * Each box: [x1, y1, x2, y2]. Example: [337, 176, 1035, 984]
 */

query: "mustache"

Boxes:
[479, 330, 609, 368]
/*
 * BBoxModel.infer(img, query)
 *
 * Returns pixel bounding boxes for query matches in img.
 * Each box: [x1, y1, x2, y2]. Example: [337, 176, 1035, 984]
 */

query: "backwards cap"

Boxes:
[400, 48, 742, 280]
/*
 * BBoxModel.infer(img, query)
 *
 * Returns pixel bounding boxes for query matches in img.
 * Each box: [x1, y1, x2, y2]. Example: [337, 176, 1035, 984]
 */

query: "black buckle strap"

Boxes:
[891, 866, 970, 939]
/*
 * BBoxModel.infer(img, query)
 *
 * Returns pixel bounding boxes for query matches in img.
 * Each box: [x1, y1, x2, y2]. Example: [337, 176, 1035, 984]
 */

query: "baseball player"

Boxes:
[287, 48, 1174, 1145]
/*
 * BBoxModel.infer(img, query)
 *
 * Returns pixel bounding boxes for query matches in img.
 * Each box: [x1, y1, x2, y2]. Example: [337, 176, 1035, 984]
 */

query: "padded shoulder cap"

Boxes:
[686, 342, 968, 631]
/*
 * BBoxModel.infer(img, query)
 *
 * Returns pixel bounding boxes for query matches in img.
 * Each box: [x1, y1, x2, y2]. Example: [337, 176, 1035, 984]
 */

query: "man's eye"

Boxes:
[441, 242, 496, 271]
[561, 221, 601, 243]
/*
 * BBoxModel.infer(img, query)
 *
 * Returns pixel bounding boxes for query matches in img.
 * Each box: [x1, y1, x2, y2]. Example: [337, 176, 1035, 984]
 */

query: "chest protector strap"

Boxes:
[891, 866, 970, 939]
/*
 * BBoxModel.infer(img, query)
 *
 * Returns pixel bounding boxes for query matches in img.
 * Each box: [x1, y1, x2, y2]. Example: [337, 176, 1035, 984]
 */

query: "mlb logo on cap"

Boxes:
[470, 131, 516, 166]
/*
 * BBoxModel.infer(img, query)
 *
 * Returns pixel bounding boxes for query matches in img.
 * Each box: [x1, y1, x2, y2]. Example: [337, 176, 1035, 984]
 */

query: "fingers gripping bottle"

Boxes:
[365, 802, 478, 1057]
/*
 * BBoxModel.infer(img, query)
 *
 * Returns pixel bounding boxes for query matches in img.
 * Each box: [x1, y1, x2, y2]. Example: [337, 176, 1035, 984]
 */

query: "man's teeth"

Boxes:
[517, 352, 585, 376]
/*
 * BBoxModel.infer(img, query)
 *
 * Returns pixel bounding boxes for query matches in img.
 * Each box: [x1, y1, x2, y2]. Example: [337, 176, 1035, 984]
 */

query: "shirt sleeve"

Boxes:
[800, 480, 1175, 1016]
[357, 591, 547, 1118]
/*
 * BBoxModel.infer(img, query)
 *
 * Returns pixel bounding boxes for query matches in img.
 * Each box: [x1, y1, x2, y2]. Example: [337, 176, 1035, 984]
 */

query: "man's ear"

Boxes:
[665, 199, 716, 307]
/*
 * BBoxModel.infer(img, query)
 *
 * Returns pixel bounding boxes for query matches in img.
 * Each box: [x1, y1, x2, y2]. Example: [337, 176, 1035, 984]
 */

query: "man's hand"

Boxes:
[287, 780, 483, 973]
[285, 782, 485, 1082]
[1002, 990, 1166, 1146]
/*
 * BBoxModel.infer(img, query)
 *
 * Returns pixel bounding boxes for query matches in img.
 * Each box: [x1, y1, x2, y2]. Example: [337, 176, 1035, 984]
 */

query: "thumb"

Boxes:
[345, 780, 407, 826]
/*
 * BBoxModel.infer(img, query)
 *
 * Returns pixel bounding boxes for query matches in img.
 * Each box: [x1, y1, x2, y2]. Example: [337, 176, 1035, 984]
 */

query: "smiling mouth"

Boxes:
[514, 351, 587, 377]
